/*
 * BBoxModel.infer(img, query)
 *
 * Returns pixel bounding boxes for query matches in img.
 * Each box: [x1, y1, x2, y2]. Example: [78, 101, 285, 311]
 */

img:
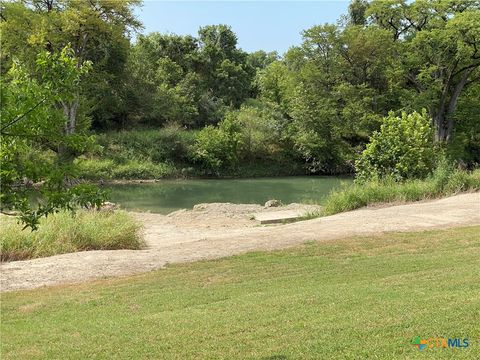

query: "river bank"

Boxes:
[101, 176, 351, 214]
[2, 193, 479, 292]
[76, 157, 314, 181]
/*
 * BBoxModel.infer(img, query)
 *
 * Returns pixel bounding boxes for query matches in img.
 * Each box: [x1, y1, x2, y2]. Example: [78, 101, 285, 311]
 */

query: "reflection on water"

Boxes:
[105, 176, 352, 214]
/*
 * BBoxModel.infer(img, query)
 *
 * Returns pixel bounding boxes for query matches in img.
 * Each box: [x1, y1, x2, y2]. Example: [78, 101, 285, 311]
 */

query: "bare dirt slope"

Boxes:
[1, 193, 479, 292]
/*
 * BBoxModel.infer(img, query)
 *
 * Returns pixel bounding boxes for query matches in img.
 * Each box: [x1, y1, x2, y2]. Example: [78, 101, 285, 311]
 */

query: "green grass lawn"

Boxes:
[1, 226, 479, 359]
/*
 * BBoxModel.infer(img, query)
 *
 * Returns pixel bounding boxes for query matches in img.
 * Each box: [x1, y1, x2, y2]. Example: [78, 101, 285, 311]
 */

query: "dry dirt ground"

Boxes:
[1, 193, 479, 292]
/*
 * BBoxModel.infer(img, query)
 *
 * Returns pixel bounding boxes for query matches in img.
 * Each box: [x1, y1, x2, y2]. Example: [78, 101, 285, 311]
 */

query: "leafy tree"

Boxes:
[356, 110, 437, 182]
[270, 22, 399, 173]
[197, 25, 253, 110]
[228, 101, 289, 162]
[127, 25, 254, 128]
[253, 0, 479, 171]
[447, 82, 480, 166]
[0, 47, 105, 229]
[256, 61, 296, 115]
[333, 25, 399, 141]
[347, 0, 369, 26]
[193, 100, 293, 171]
[368, 0, 480, 142]
[246, 51, 278, 71]
[1, 0, 141, 130]
[245, 50, 278, 97]
[290, 81, 346, 173]
[126, 32, 202, 126]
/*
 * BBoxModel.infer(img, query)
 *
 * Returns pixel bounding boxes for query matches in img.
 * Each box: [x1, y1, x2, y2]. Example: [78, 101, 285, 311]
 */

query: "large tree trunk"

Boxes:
[433, 94, 447, 142]
[58, 96, 80, 162]
[63, 96, 79, 135]
[433, 112, 447, 142]
[433, 68, 473, 142]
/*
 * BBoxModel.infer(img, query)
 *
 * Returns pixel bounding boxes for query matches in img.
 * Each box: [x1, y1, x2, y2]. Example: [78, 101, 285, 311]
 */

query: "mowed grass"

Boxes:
[1, 226, 479, 359]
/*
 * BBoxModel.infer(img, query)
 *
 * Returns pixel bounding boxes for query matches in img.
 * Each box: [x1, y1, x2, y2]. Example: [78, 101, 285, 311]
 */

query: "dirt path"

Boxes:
[1, 193, 479, 292]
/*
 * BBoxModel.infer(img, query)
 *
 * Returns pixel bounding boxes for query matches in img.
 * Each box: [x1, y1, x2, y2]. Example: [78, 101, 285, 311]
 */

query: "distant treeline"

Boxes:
[1, 0, 479, 174]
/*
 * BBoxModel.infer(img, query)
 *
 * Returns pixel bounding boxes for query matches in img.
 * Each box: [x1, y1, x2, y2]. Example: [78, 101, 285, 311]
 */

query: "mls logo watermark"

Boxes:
[412, 337, 469, 351]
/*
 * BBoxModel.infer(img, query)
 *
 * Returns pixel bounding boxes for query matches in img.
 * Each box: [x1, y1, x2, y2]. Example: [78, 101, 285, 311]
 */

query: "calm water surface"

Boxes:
[105, 176, 352, 214]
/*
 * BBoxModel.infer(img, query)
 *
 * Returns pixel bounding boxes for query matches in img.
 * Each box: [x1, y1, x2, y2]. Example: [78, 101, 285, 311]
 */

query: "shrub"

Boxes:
[234, 102, 287, 161]
[0, 210, 144, 261]
[356, 110, 437, 182]
[75, 158, 115, 179]
[193, 101, 296, 173]
[193, 116, 242, 172]
[95, 127, 196, 165]
[110, 160, 175, 179]
[150, 124, 197, 163]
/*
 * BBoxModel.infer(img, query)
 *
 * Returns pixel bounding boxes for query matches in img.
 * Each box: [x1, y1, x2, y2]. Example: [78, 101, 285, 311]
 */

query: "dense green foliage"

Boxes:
[78, 127, 207, 178]
[193, 101, 297, 173]
[2, 226, 479, 358]
[0, 210, 143, 261]
[76, 127, 303, 179]
[356, 110, 437, 181]
[1, 0, 140, 227]
[75, 126, 195, 179]
[124, 0, 477, 175]
[0, 47, 105, 228]
[194, 117, 242, 172]
[126, 27, 275, 128]
[0, 0, 141, 129]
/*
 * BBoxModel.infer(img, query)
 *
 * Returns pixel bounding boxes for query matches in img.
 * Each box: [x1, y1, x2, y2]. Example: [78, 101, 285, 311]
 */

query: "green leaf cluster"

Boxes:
[356, 110, 437, 182]
[0, 47, 104, 229]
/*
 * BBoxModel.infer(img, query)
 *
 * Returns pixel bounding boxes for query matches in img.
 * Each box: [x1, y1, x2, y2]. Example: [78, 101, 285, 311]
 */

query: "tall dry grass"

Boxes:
[0, 210, 143, 261]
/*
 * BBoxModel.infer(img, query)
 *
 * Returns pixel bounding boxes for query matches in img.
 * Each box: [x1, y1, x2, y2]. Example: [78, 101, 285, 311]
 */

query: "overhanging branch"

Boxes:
[0, 98, 47, 133]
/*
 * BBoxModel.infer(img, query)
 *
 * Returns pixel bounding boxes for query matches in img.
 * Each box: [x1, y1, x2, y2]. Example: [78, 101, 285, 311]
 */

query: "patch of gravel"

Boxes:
[166, 202, 321, 228]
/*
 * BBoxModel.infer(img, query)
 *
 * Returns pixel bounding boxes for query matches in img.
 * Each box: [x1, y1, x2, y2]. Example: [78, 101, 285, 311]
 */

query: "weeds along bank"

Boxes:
[75, 126, 310, 180]
[322, 168, 480, 216]
[0, 210, 143, 261]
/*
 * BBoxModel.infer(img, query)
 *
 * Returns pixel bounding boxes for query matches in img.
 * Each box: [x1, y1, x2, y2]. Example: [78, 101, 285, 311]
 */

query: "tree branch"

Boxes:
[0, 99, 47, 133]
[452, 62, 480, 78]
[0, 210, 19, 217]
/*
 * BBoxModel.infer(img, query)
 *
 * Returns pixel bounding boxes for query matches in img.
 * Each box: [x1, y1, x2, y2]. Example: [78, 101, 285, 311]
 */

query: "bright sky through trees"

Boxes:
[135, 1, 350, 53]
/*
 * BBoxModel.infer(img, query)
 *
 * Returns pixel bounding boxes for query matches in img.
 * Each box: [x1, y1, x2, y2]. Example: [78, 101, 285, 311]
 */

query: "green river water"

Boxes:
[105, 176, 352, 214]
